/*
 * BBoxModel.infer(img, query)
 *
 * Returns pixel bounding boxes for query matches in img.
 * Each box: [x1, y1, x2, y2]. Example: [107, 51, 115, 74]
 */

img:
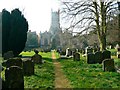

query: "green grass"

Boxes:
[57, 52, 120, 88]
[23, 51, 55, 88]
[1, 51, 55, 89]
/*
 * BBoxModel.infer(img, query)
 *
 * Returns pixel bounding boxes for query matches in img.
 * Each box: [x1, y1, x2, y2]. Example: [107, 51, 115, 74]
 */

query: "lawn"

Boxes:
[1, 51, 55, 89]
[22, 51, 55, 88]
[56, 52, 120, 88]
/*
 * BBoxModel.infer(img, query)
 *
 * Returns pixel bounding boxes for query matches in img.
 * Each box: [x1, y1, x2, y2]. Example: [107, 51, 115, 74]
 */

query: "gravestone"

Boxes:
[87, 53, 95, 64]
[3, 51, 14, 60]
[94, 51, 103, 64]
[5, 66, 24, 88]
[85, 47, 93, 54]
[31, 54, 42, 64]
[66, 48, 72, 57]
[23, 60, 34, 76]
[102, 50, 111, 60]
[6, 58, 23, 68]
[73, 52, 80, 61]
[102, 59, 115, 72]
[117, 47, 120, 58]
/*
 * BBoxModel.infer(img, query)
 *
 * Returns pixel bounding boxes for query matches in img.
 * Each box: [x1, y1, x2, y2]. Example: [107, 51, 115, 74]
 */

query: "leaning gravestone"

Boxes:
[102, 50, 111, 60]
[87, 53, 95, 64]
[73, 52, 80, 61]
[5, 58, 23, 68]
[3, 51, 14, 60]
[23, 60, 34, 76]
[102, 59, 115, 72]
[94, 51, 103, 64]
[5, 66, 24, 88]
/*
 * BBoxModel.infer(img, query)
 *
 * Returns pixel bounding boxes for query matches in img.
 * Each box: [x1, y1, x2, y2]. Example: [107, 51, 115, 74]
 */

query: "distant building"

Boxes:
[40, 10, 62, 50]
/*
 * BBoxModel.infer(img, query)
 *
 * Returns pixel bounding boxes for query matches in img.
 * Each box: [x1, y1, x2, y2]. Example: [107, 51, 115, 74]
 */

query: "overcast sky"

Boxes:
[0, 0, 60, 33]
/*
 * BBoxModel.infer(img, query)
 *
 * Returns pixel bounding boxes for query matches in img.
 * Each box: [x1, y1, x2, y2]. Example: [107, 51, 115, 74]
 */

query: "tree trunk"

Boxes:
[99, 34, 106, 51]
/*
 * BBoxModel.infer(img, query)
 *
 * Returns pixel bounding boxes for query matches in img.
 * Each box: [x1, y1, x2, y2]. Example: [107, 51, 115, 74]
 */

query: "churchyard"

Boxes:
[1, 48, 120, 88]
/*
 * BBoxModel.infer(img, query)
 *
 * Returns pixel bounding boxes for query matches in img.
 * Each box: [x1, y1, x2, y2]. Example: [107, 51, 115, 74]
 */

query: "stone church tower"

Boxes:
[49, 10, 61, 35]
[40, 10, 62, 50]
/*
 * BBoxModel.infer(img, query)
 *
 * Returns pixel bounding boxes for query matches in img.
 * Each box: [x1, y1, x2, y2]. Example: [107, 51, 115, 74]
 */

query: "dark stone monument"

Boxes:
[5, 58, 23, 68]
[23, 60, 34, 76]
[73, 52, 80, 61]
[87, 53, 95, 64]
[102, 59, 115, 72]
[5, 66, 24, 89]
[102, 50, 111, 60]
[94, 51, 103, 64]
[31, 50, 42, 64]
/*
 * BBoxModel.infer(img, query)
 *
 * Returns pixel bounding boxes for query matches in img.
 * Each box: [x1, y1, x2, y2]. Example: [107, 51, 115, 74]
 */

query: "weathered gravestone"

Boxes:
[66, 48, 72, 57]
[87, 53, 95, 64]
[94, 51, 103, 64]
[31, 54, 42, 64]
[23, 60, 34, 76]
[5, 58, 23, 68]
[102, 59, 115, 72]
[73, 52, 80, 61]
[3, 51, 14, 60]
[5, 66, 24, 88]
[102, 50, 111, 60]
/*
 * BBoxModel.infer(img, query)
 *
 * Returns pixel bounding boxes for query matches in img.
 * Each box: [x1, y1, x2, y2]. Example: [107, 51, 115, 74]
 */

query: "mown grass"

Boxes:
[23, 51, 55, 89]
[1, 51, 55, 89]
[56, 52, 120, 88]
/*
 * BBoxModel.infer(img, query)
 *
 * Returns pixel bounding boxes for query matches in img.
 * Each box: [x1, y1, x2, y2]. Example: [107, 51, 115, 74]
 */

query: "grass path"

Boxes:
[51, 51, 72, 88]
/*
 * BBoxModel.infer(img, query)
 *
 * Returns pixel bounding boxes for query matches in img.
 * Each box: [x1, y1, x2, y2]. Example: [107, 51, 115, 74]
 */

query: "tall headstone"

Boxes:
[87, 53, 95, 64]
[23, 60, 34, 76]
[102, 59, 115, 72]
[5, 66, 24, 89]
[94, 51, 103, 64]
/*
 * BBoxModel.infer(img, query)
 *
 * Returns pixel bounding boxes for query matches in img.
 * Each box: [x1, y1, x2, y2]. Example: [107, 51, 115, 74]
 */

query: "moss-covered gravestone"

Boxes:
[87, 53, 95, 64]
[102, 59, 115, 72]
[23, 60, 34, 76]
[73, 52, 80, 61]
[5, 66, 24, 89]
[102, 50, 111, 60]
[94, 51, 103, 64]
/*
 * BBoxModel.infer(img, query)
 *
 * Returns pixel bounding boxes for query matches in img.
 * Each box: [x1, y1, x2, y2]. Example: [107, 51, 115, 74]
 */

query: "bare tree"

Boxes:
[60, 0, 118, 51]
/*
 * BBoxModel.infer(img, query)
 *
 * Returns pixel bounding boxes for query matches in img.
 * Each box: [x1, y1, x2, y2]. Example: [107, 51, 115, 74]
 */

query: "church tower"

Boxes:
[49, 9, 61, 35]
[49, 9, 62, 49]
